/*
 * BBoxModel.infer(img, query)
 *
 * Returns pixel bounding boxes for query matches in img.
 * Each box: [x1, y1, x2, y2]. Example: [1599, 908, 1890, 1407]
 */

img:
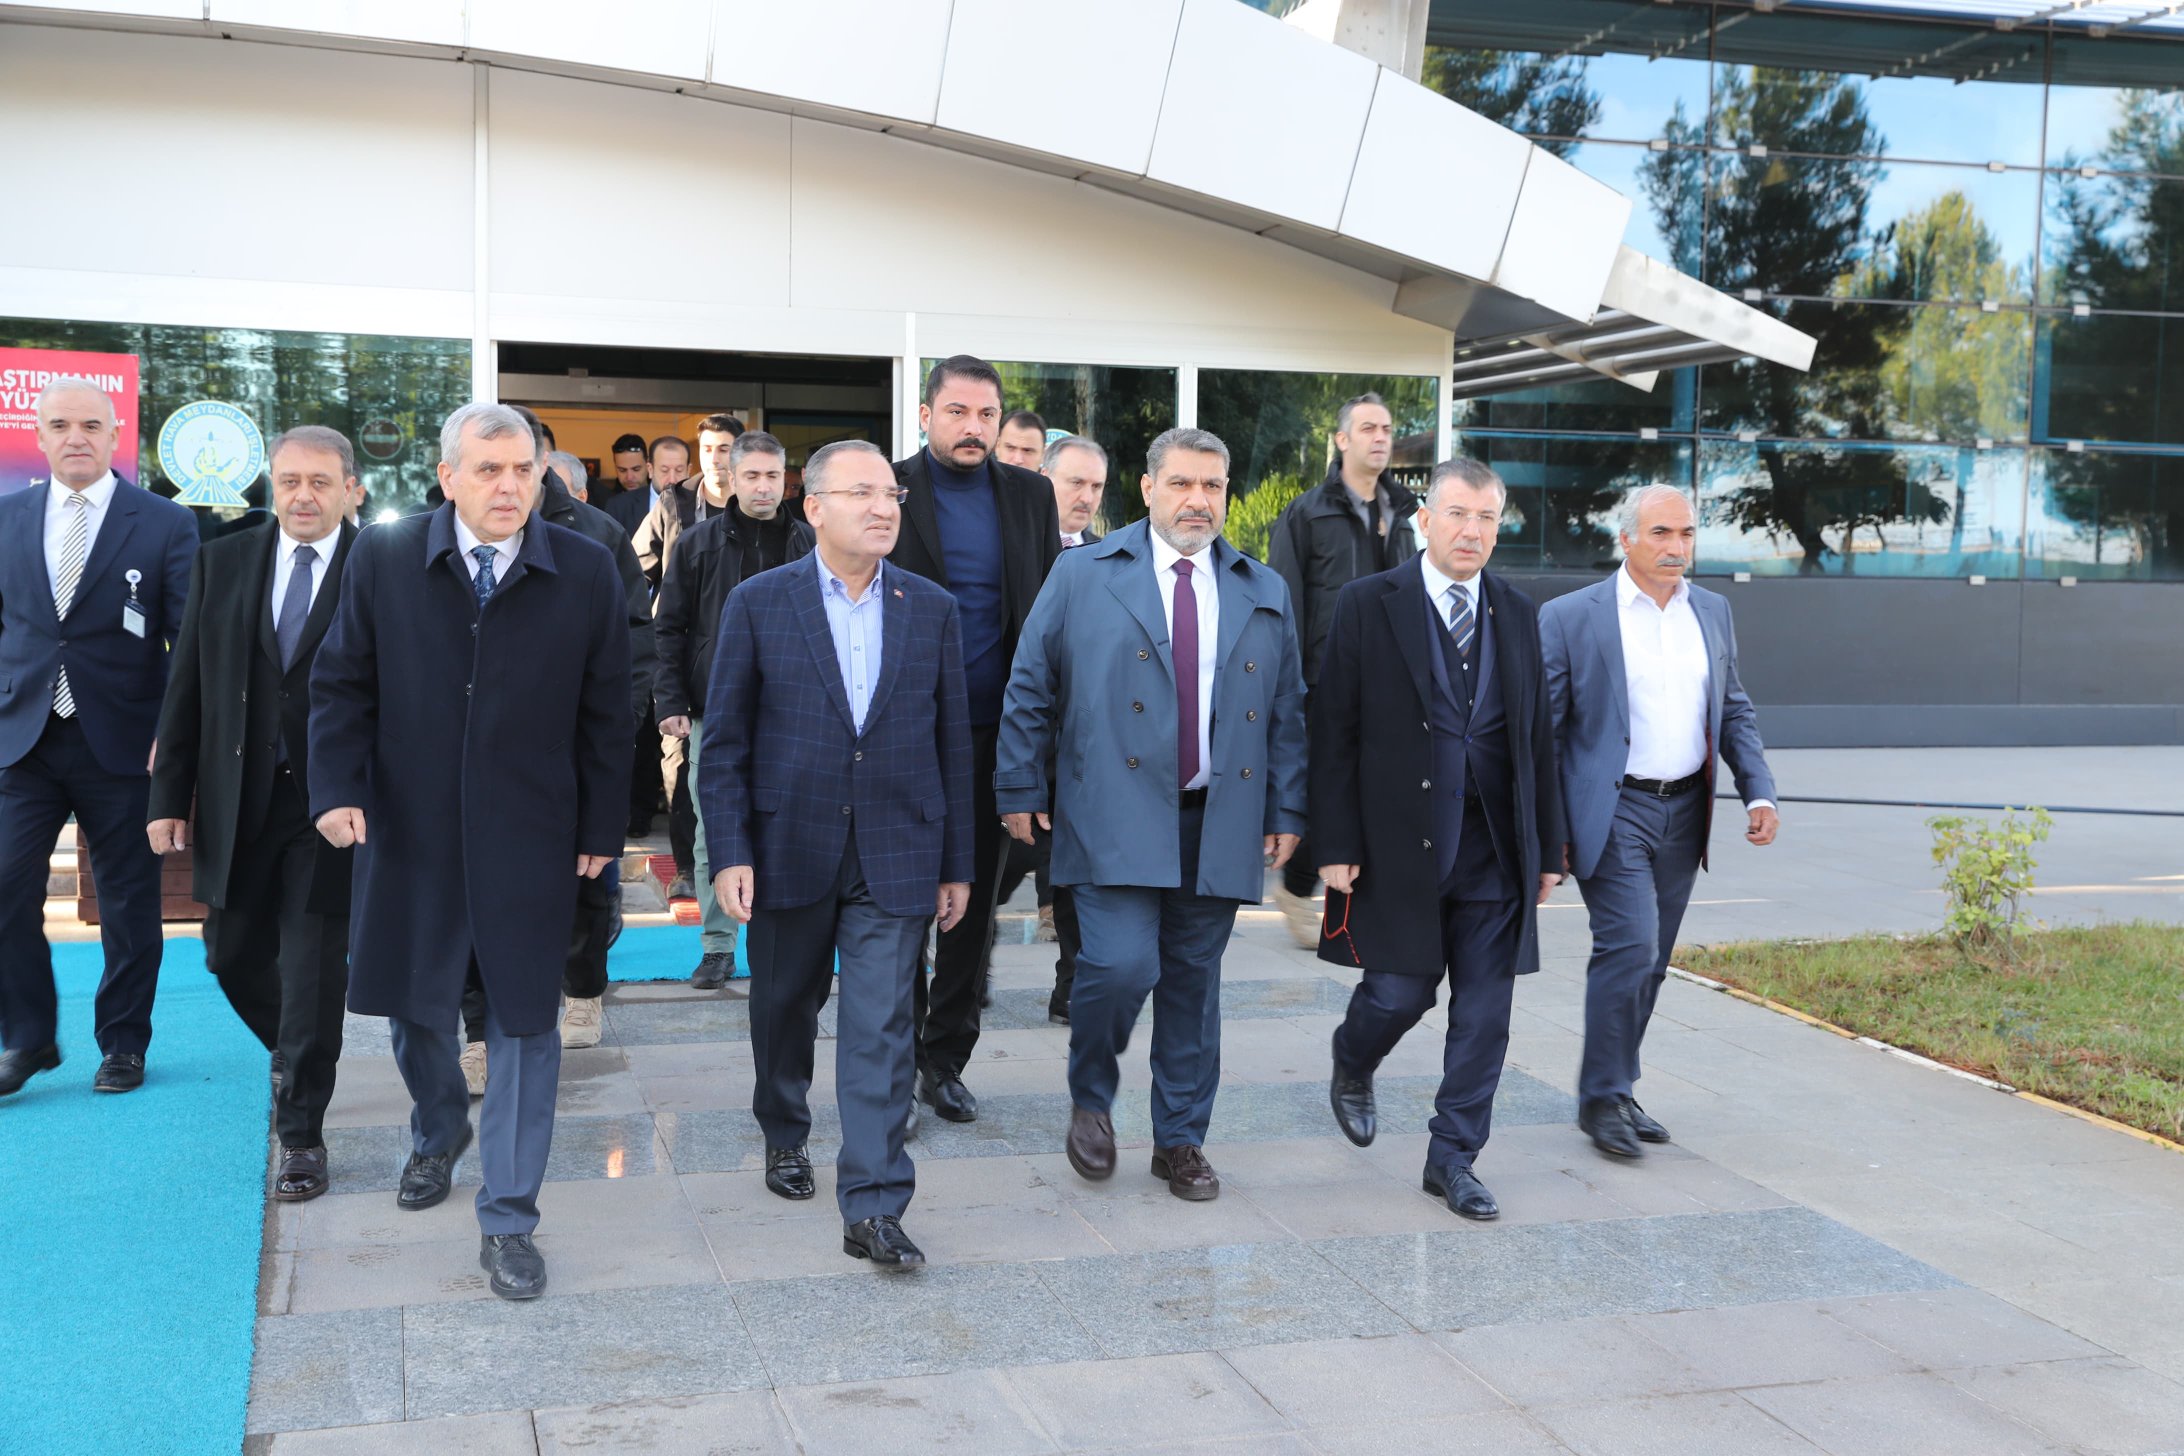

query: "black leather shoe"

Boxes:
[0, 1045, 61, 1097]
[919, 1070, 977, 1123]
[1423, 1164, 1500, 1221]
[690, 951, 731, 990]
[93, 1052, 145, 1093]
[1151, 1144, 1221, 1201]
[1066, 1107, 1115, 1181]
[273, 1145, 329, 1202]
[1579, 1096, 1644, 1159]
[270, 1050, 287, 1094]
[1623, 1096, 1670, 1143]
[480, 1233, 548, 1299]
[1329, 1037, 1376, 1148]
[765, 1145, 816, 1201]
[396, 1123, 474, 1210]
[904, 1098, 920, 1140]
[843, 1214, 924, 1267]
[667, 875, 694, 900]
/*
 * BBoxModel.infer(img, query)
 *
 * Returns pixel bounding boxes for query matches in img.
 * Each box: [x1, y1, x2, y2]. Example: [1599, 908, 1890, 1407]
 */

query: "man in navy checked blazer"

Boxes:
[699, 439, 974, 1268]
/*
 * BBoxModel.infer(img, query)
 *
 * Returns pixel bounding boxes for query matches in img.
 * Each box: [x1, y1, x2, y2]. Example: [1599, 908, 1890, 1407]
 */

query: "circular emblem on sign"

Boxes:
[358, 416, 405, 462]
[158, 401, 265, 508]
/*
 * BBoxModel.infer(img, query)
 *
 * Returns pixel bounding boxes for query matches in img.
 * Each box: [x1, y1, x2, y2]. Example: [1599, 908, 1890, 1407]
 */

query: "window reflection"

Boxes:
[2032, 313, 2184, 449]
[2042, 172, 2184, 315]
[1699, 439, 2026, 578]
[1419, 16, 1710, 147]
[1454, 368, 1694, 436]
[2027, 446, 2184, 581]
[1457, 432, 1694, 574]
[2045, 37, 2184, 174]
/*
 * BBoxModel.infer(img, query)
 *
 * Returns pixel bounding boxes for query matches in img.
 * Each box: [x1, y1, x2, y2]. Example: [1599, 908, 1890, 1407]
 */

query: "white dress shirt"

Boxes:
[271, 529, 336, 630]
[1061, 530, 1085, 548]
[1149, 530, 1218, 791]
[454, 515, 522, 586]
[1418, 553, 1480, 669]
[1616, 565, 1775, 811]
[44, 470, 118, 603]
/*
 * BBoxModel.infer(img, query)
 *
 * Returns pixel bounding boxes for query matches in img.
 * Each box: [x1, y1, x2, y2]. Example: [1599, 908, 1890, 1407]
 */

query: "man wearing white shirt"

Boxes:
[150, 427, 360, 1200]
[1540, 484, 1779, 1161]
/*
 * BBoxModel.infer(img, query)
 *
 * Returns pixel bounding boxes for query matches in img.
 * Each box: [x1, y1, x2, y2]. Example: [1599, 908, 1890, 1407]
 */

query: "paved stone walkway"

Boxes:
[245, 749, 2184, 1454]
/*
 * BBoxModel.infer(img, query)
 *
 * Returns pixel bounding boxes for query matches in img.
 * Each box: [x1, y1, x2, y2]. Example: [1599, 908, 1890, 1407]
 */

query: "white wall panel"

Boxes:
[211, 0, 462, 47]
[467, 0, 709, 81]
[1340, 71, 1532, 283]
[709, 0, 950, 124]
[1146, 0, 1376, 232]
[1492, 150, 1629, 324]
[935, 0, 1181, 175]
[0, 28, 472, 294]
[3, 0, 199, 18]
[486, 70, 791, 310]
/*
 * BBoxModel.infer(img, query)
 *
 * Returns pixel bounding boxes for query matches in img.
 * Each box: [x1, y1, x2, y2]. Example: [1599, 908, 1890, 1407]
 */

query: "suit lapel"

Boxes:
[1210, 539, 1259, 675]
[1691, 588, 1727, 748]
[286, 522, 357, 675]
[249, 527, 283, 670]
[794, 558, 859, 734]
[65, 484, 143, 620]
[1382, 564, 1437, 715]
[1101, 528, 1173, 682]
[1484, 571, 1524, 720]
[1591, 575, 1630, 734]
[860, 563, 912, 729]
[898, 454, 946, 586]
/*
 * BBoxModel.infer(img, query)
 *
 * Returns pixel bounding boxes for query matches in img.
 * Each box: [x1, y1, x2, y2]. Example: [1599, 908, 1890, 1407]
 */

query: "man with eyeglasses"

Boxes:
[1311, 458, 1561, 1223]
[701, 440, 973, 1267]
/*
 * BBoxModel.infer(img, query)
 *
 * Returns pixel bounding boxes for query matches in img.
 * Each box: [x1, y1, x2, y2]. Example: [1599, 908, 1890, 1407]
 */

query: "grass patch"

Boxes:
[1679, 922, 2184, 1144]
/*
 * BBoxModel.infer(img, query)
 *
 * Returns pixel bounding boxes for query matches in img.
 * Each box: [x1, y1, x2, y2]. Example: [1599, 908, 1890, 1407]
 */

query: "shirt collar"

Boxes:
[1617, 561, 1689, 612]
[453, 513, 521, 563]
[816, 545, 883, 604]
[50, 470, 116, 507]
[1419, 552, 1478, 611]
[1148, 528, 1211, 579]
[279, 528, 335, 563]
[1061, 530, 1083, 548]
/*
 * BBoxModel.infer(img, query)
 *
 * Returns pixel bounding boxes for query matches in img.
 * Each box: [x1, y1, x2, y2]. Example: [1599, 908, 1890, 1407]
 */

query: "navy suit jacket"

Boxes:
[698, 553, 974, 919]
[0, 475, 197, 775]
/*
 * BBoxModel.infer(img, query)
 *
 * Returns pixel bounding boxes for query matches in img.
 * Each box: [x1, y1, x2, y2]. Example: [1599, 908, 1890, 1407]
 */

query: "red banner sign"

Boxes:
[0, 347, 143, 496]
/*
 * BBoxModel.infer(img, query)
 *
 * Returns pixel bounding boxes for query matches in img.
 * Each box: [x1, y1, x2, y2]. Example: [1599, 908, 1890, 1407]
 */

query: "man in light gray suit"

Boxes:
[1540, 484, 1778, 1161]
[997, 427, 1307, 1202]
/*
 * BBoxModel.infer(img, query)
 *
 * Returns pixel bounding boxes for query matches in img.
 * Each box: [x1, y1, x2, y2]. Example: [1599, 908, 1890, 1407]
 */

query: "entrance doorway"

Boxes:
[498, 342, 892, 503]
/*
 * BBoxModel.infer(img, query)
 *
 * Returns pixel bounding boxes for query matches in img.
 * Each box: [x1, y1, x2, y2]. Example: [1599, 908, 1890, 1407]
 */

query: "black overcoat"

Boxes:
[1307, 564, 1561, 978]
[888, 449, 1061, 664]
[149, 519, 357, 913]
[307, 505, 632, 1035]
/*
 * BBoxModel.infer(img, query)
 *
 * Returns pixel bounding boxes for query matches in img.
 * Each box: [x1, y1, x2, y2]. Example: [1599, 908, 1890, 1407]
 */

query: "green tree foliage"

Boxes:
[1222, 471, 1306, 563]
[1928, 808, 2053, 957]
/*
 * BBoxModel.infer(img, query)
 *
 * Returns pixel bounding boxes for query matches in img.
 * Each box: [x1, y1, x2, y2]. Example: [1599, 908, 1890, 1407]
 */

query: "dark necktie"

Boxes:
[1173, 558, 1199, 789]
[472, 544, 498, 605]
[1447, 584, 1475, 657]
[276, 544, 315, 669]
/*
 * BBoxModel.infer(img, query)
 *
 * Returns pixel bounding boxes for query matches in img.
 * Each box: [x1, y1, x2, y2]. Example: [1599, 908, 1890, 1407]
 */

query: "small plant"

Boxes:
[1926, 807, 2053, 956]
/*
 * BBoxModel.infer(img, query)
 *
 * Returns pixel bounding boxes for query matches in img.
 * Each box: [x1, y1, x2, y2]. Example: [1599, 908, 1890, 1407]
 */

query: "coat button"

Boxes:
[1422, 838, 1432, 850]
[234, 746, 243, 756]
[1241, 767, 1252, 779]
[1246, 710, 1257, 721]
[1421, 779, 1431, 790]
[1131, 702, 1143, 713]
[1138, 649, 1150, 660]
[841, 805, 851, 815]
[1245, 661, 1256, 672]
[854, 750, 864, 761]
[1126, 757, 1139, 769]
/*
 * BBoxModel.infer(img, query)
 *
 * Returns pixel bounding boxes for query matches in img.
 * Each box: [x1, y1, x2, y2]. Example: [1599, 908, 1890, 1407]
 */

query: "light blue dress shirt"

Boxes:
[818, 548, 885, 733]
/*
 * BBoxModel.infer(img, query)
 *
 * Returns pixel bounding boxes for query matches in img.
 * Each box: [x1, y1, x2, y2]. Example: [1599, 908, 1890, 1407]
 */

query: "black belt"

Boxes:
[1178, 787, 1209, 810]
[1623, 771, 1705, 798]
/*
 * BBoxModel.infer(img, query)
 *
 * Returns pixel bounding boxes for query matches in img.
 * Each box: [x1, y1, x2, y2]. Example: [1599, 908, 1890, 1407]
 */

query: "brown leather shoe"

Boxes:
[273, 1145, 330, 1202]
[1151, 1144, 1220, 1201]
[1065, 1107, 1115, 1181]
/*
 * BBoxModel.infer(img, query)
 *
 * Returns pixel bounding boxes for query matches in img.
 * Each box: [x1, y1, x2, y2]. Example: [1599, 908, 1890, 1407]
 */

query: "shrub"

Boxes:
[1223, 472, 1307, 562]
[1927, 807, 2053, 956]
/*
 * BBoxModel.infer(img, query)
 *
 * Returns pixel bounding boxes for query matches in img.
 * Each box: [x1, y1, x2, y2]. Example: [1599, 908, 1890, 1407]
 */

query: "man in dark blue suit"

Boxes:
[0, 381, 197, 1097]
[700, 439, 974, 1267]
[1311, 459, 1562, 1222]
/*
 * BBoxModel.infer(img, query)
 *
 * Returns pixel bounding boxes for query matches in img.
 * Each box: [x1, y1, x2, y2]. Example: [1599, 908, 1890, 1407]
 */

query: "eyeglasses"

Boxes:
[1430, 509, 1502, 529]
[808, 486, 909, 505]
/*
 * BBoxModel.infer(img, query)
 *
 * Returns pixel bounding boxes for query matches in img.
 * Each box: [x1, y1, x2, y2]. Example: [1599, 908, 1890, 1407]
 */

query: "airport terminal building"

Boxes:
[1, 0, 2178, 744]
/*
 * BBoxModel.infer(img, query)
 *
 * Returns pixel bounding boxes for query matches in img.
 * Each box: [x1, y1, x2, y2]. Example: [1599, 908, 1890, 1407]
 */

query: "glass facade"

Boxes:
[1427, 0, 2184, 581]
[0, 317, 470, 524]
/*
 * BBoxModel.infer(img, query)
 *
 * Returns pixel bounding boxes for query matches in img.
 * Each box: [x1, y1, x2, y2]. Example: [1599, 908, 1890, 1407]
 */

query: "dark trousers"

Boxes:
[1067, 798, 1238, 1149]
[202, 768, 350, 1146]
[663, 731, 694, 877]
[390, 978, 560, 1235]
[912, 722, 1004, 1078]
[1577, 786, 1706, 1105]
[1333, 894, 1521, 1170]
[992, 820, 1082, 1019]
[748, 828, 925, 1223]
[461, 864, 616, 1044]
[0, 713, 163, 1056]
[630, 697, 663, 821]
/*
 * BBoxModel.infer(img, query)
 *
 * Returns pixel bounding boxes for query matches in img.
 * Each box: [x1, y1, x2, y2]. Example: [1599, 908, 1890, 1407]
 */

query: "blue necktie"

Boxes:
[276, 544, 315, 670]
[472, 544, 498, 606]
[1447, 584, 1475, 657]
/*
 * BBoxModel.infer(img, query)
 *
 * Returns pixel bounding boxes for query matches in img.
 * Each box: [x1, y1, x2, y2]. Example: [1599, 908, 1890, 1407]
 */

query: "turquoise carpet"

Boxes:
[608, 921, 740, 981]
[0, 939, 267, 1456]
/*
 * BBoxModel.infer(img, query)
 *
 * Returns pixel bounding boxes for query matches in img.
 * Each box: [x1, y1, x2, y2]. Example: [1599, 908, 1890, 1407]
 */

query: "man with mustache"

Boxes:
[998, 427, 1306, 1201]
[1539, 484, 1779, 1161]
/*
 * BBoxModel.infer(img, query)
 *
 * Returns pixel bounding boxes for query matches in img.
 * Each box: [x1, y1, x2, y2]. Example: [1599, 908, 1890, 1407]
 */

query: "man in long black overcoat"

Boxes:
[308, 402, 631, 1300]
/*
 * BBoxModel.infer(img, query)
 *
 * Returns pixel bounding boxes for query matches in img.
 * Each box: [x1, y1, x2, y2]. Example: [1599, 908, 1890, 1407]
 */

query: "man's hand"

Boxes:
[1002, 811, 1049, 846]
[147, 819, 188, 855]
[316, 808, 366, 848]
[936, 881, 970, 932]
[717, 865, 755, 922]
[577, 854, 612, 879]
[1536, 872, 1562, 906]
[1265, 833, 1300, 869]
[660, 715, 690, 739]
[1746, 804, 1780, 846]
[1321, 863, 1360, 895]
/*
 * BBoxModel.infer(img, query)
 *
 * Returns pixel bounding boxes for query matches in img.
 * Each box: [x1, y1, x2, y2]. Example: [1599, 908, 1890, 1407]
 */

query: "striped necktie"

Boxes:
[1446, 583, 1475, 657]
[52, 491, 89, 717]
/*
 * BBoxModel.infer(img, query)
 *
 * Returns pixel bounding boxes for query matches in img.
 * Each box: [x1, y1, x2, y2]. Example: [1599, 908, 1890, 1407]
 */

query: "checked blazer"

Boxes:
[697, 552, 975, 918]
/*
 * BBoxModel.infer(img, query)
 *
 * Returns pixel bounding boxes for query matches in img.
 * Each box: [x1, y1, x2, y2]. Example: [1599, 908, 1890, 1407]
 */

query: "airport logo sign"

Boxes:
[159, 401, 265, 508]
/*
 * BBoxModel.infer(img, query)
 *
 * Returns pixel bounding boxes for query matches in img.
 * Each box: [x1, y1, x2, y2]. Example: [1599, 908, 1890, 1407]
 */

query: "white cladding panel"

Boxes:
[210, 0, 465, 47]
[935, 0, 1182, 175]
[0, 28, 473, 295]
[1147, 0, 1378, 232]
[1492, 149, 1630, 324]
[709, 0, 952, 125]
[1, 0, 198, 16]
[1341, 71, 1531, 286]
[468, 0, 710, 81]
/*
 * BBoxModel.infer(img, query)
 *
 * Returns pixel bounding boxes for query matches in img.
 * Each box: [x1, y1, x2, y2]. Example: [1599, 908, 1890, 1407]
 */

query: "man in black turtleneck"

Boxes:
[889, 356, 1061, 1124]
[657, 429, 815, 990]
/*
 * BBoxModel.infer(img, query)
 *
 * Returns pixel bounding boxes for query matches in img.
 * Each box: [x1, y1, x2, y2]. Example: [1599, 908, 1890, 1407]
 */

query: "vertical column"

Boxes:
[896, 312, 921, 457]
[1176, 363, 1199, 430]
[470, 62, 496, 402]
